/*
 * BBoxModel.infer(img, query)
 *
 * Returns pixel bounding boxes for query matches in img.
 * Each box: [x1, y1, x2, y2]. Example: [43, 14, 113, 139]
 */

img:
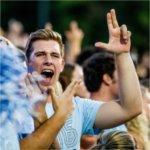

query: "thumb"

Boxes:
[95, 42, 109, 50]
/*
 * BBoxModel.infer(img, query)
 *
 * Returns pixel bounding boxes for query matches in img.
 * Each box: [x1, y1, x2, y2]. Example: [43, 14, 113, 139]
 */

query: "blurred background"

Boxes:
[1, 1, 149, 80]
[1, 1, 149, 51]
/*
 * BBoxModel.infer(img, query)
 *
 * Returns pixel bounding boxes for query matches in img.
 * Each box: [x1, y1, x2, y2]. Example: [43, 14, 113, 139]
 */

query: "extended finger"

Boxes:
[110, 9, 119, 28]
[70, 21, 78, 31]
[47, 87, 58, 110]
[121, 24, 128, 40]
[69, 80, 81, 96]
[107, 12, 113, 31]
[63, 80, 79, 96]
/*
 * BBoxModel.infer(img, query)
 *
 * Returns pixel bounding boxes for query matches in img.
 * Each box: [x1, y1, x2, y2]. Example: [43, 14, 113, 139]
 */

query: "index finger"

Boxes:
[63, 80, 80, 96]
[47, 87, 59, 110]
[107, 12, 113, 31]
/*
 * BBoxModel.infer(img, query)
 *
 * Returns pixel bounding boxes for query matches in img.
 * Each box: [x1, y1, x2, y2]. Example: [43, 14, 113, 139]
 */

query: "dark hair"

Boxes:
[83, 52, 115, 92]
[76, 46, 104, 66]
[92, 131, 136, 150]
[25, 29, 64, 62]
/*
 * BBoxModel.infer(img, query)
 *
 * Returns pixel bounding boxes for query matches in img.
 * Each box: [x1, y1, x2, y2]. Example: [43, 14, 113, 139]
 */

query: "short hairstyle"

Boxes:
[76, 46, 103, 66]
[83, 52, 115, 92]
[25, 29, 64, 61]
[92, 131, 136, 150]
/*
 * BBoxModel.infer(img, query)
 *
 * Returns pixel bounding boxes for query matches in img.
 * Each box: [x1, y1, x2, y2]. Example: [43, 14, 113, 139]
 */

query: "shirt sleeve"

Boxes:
[77, 97, 103, 135]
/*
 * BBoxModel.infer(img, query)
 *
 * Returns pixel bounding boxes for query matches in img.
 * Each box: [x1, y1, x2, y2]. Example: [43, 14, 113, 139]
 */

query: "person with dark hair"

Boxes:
[76, 46, 102, 66]
[21, 9, 142, 149]
[81, 52, 127, 149]
[92, 130, 136, 150]
[83, 52, 117, 97]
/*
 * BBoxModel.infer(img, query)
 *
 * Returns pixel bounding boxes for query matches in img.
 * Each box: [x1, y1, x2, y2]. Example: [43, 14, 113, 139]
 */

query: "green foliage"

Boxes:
[1, 1, 149, 52]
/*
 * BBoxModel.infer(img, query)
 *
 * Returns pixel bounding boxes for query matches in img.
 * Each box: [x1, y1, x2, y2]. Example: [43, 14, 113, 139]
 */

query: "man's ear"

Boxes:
[60, 59, 65, 72]
[103, 74, 113, 86]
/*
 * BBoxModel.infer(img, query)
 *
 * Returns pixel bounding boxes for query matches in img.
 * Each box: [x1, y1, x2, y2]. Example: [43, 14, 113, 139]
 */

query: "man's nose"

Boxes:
[44, 54, 53, 65]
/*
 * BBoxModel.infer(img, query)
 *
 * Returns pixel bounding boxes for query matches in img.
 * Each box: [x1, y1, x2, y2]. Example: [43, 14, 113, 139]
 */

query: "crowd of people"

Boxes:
[0, 9, 149, 150]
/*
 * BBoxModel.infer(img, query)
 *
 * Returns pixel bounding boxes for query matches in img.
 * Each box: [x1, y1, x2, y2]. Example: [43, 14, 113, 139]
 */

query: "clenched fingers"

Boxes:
[121, 24, 128, 40]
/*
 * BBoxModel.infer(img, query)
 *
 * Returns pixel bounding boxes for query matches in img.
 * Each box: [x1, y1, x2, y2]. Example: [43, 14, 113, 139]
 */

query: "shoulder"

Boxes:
[73, 96, 103, 109]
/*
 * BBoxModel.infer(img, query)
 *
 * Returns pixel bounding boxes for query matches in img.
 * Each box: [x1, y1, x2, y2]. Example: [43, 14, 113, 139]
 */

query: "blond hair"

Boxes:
[93, 131, 136, 150]
[25, 29, 64, 61]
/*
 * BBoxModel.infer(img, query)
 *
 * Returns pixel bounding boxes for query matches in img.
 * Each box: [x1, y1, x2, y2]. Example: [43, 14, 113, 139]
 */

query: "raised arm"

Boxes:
[65, 21, 84, 64]
[94, 9, 142, 129]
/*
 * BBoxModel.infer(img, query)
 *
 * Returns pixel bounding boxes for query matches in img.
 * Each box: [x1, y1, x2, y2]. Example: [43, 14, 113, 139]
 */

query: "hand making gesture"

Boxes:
[95, 9, 131, 53]
[65, 21, 84, 43]
[47, 80, 80, 117]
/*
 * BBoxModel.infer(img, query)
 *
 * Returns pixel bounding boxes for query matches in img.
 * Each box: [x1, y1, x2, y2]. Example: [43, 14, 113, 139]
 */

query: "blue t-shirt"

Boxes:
[45, 96, 103, 150]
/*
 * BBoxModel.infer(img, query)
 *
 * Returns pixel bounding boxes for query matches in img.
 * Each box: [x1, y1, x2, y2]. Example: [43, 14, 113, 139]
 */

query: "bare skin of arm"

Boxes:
[65, 21, 84, 64]
[94, 9, 142, 129]
[20, 80, 80, 150]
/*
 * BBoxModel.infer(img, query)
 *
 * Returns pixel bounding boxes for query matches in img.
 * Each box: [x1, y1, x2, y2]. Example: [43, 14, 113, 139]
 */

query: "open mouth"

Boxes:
[41, 69, 54, 78]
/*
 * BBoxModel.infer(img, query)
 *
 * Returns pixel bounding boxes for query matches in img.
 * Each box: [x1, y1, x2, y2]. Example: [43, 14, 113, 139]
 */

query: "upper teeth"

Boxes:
[43, 69, 53, 73]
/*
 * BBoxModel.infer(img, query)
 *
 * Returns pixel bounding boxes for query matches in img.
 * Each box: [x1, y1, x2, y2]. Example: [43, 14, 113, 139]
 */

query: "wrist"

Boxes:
[68, 40, 82, 46]
[55, 110, 69, 122]
[114, 51, 130, 57]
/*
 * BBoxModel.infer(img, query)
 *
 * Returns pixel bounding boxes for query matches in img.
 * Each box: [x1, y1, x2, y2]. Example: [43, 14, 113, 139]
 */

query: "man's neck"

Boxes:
[90, 88, 114, 102]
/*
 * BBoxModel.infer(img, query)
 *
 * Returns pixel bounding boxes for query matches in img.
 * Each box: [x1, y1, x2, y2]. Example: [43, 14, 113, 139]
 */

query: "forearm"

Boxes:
[66, 41, 81, 64]
[20, 112, 67, 150]
[115, 52, 142, 116]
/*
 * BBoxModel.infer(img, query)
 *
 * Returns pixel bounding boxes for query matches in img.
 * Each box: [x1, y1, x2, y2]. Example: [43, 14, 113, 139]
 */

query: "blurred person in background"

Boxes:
[44, 22, 53, 31]
[92, 130, 137, 150]
[21, 9, 142, 149]
[0, 26, 5, 36]
[65, 20, 84, 64]
[59, 63, 90, 98]
[0, 36, 33, 150]
[137, 51, 149, 80]
[6, 19, 29, 50]
[126, 85, 150, 150]
[80, 51, 127, 149]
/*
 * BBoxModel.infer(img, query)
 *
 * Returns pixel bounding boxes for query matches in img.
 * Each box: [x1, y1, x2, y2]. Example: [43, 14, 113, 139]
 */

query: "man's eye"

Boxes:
[52, 54, 60, 58]
[35, 53, 45, 57]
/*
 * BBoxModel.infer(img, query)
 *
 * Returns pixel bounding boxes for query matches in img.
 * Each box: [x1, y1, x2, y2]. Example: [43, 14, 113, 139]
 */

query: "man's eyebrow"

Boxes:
[34, 50, 45, 53]
[34, 50, 61, 55]
[51, 52, 61, 55]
